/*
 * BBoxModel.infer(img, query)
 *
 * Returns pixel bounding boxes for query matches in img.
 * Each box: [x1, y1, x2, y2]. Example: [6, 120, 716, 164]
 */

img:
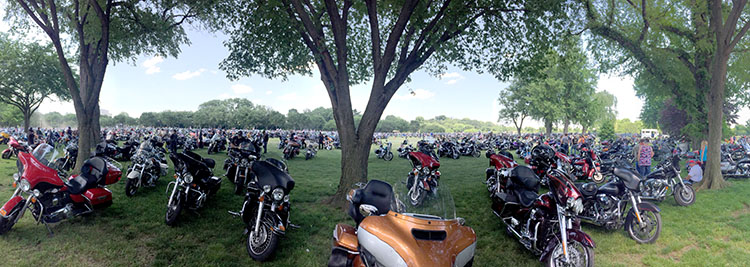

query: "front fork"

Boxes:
[557, 206, 570, 262]
[629, 193, 644, 226]
[250, 197, 264, 240]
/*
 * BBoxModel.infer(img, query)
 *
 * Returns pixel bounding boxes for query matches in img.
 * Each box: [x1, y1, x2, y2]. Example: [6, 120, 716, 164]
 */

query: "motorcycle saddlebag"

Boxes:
[84, 188, 113, 209]
[104, 163, 122, 185]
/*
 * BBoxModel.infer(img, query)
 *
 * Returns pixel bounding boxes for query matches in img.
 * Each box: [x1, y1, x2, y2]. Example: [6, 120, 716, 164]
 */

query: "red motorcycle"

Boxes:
[570, 147, 604, 183]
[1, 137, 29, 159]
[490, 145, 595, 266]
[0, 144, 121, 235]
[406, 151, 441, 206]
[485, 151, 518, 195]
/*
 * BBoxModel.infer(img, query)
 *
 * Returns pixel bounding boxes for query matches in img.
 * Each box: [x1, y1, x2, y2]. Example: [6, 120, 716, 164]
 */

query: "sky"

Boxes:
[1, 6, 748, 128]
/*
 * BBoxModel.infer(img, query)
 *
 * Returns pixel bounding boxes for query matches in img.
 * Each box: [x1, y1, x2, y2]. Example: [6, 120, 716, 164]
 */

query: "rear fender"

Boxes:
[0, 196, 25, 218]
[540, 229, 596, 262]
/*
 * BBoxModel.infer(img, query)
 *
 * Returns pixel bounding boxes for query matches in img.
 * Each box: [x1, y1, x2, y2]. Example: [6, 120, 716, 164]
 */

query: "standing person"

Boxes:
[318, 132, 324, 149]
[168, 130, 178, 153]
[561, 134, 570, 155]
[27, 128, 35, 147]
[632, 139, 641, 171]
[262, 130, 269, 153]
[699, 140, 708, 166]
[637, 139, 654, 176]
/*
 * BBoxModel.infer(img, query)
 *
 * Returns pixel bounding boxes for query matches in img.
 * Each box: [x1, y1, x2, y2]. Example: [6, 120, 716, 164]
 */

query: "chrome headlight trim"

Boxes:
[272, 188, 284, 201]
[19, 179, 30, 192]
[263, 185, 271, 193]
[184, 174, 193, 184]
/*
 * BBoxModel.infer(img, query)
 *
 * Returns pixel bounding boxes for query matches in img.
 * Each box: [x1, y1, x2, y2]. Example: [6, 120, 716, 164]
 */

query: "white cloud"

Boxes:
[217, 93, 232, 99]
[231, 84, 254, 94]
[173, 68, 206, 80]
[142, 56, 164, 74]
[439, 72, 465, 85]
[266, 90, 273, 95]
[393, 89, 435, 101]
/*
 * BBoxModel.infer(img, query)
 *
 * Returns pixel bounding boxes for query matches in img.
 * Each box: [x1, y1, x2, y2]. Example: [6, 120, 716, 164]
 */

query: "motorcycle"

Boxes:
[405, 151, 441, 206]
[721, 152, 750, 178]
[459, 141, 481, 158]
[438, 141, 460, 159]
[373, 142, 394, 161]
[305, 145, 317, 160]
[397, 144, 414, 159]
[639, 155, 696, 206]
[2, 137, 29, 159]
[484, 151, 518, 194]
[574, 166, 662, 243]
[165, 150, 222, 226]
[327, 180, 476, 267]
[99, 139, 139, 161]
[570, 146, 604, 183]
[225, 142, 262, 195]
[490, 151, 594, 266]
[207, 137, 226, 155]
[0, 144, 121, 235]
[229, 158, 295, 261]
[124, 141, 169, 197]
[53, 141, 78, 172]
[282, 141, 301, 160]
[0, 132, 9, 144]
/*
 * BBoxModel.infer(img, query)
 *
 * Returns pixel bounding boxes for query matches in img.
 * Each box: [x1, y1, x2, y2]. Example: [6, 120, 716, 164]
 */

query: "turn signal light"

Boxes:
[259, 196, 265, 202]
[12, 182, 16, 188]
[30, 197, 36, 203]
[173, 174, 178, 179]
[0, 209, 6, 216]
[279, 225, 286, 231]
[278, 204, 283, 211]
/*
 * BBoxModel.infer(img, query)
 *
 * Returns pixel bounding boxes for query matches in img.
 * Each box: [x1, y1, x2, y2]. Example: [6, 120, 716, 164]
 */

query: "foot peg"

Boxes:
[228, 211, 241, 217]
[288, 223, 301, 229]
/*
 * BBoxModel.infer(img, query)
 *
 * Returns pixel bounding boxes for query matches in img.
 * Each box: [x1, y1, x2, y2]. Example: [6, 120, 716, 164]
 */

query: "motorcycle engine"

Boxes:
[595, 194, 619, 223]
[642, 179, 665, 197]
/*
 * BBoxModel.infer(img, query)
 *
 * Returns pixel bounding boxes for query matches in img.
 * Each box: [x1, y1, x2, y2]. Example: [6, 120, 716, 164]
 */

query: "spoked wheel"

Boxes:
[409, 185, 425, 206]
[0, 200, 25, 235]
[247, 220, 279, 261]
[384, 152, 394, 161]
[1, 150, 10, 159]
[124, 178, 139, 197]
[591, 171, 605, 183]
[165, 191, 183, 226]
[626, 209, 661, 244]
[546, 240, 594, 267]
[472, 150, 481, 158]
[674, 184, 695, 206]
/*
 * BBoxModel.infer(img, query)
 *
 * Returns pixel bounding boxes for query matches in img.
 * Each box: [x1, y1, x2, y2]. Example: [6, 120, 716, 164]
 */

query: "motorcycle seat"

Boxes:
[348, 180, 393, 225]
[574, 182, 597, 197]
[514, 189, 538, 207]
[66, 157, 108, 195]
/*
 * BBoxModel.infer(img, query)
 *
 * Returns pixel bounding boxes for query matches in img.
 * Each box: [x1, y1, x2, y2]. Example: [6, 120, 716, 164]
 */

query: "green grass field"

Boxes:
[1, 140, 750, 266]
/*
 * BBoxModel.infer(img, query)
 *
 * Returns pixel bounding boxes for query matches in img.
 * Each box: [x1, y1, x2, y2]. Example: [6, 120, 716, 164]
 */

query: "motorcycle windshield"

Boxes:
[32, 144, 58, 168]
[392, 183, 456, 220]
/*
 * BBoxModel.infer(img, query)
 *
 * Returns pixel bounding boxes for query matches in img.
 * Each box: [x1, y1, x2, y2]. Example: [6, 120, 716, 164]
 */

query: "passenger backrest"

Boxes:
[510, 166, 540, 192]
[360, 180, 394, 215]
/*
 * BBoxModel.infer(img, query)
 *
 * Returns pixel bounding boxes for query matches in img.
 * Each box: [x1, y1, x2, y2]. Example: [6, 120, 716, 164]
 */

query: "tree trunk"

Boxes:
[563, 119, 570, 134]
[74, 103, 102, 171]
[582, 124, 588, 134]
[22, 109, 31, 132]
[697, 57, 731, 190]
[544, 119, 553, 135]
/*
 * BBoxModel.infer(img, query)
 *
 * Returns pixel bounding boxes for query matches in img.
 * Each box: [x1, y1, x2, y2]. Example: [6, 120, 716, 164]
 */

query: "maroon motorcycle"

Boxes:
[569, 146, 604, 183]
[485, 151, 518, 195]
[490, 145, 595, 266]
[1, 137, 29, 159]
[406, 151, 441, 206]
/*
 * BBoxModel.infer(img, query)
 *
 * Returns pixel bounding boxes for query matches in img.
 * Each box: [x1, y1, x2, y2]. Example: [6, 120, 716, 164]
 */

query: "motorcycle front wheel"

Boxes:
[384, 152, 393, 161]
[626, 208, 661, 244]
[674, 184, 696, 206]
[546, 239, 594, 267]
[409, 186, 426, 206]
[1, 150, 10, 159]
[247, 220, 279, 261]
[472, 150, 481, 158]
[125, 178, 139, 197]
[165, 190, 183, 226]
[0, 200, 25, 235]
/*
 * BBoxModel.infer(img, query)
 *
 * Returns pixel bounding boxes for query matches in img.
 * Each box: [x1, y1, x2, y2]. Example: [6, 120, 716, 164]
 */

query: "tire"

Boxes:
[125, 178, 139, 197]
[591, 171, 605, 183]
[409, 186, 426, 206]
[234, 176, 245, 195]
[1, 150, 10, 159]
[626, 208, 661, 244]
[165, 190, 183, 226]
[472, 150, 480, 158]
[247, 219, 279, 261]
[674, 184, 696, 206]
[384, 152, 394, 161]
[545, 240, 594, 267]
[305, 153, 311, 160]
[0, 200, 25, 235]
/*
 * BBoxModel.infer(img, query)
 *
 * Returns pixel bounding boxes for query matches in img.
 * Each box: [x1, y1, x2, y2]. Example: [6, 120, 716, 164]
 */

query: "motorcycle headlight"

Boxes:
[184, 174, 193, 184]
[19, 179, 30, 192]
[283, 194, 290, 203]
[272, 188, 284, 201]
[263, 185, 271, 193]
[33, 189, 41, 198]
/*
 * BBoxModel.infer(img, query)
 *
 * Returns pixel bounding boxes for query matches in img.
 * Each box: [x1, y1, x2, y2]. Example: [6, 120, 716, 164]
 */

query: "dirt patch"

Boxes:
[731, 202, 750, 218]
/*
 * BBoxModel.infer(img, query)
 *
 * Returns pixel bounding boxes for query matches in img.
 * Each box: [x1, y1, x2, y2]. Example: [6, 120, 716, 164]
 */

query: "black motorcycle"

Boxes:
[438, 141, 460, 159]
[305, 145, 317, 160]
[374, 142, 394, 161]
[165, 150, 222, 226]
[54, 141, 78, 172]
[639, 155, 696, 206]
[224, 142, 262, 195]
[124, 141, 169, 197]
[229, 158, 295, 261]
[721, 151, 750, 178]
[459, 141, 481, 158]
[282, 141, 301, 160]
[575, 167, 662, 243]
[207, 137, 226, 155]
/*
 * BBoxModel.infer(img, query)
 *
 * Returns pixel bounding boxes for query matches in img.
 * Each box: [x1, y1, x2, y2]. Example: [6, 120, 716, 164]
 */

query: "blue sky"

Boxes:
[3, 6, 747, 127]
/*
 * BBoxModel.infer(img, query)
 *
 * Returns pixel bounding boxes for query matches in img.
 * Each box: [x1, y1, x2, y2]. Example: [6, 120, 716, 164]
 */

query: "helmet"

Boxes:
[530, 145, 555, 169]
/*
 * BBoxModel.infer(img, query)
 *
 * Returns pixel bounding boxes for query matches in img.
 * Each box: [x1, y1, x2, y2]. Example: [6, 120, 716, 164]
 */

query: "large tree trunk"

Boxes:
[582, 124, 588, 134]
[74, 103, 101, 170]
[544, 119, 553, 135]
[22, 109, 31, 132]
[563, 119, 570, 134]
[698, 50, 731, 189]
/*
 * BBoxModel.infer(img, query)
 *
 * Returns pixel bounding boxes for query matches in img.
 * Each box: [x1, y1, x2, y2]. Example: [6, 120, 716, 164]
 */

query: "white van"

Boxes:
[641, 129, 659, 139]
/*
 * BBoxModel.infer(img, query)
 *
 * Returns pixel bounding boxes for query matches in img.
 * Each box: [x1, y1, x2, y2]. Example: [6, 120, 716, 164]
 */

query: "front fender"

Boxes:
[0, 196, 24, 218]
[127, 170, 141, 179]
[636, 201, 661, 212]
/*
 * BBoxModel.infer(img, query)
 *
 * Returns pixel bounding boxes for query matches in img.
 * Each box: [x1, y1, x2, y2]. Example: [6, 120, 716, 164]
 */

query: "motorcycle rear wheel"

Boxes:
[674, 184, 695, 206]
[0, 200, 25, 235]
[1, 150, 10, 159]
[472, 150, 480, 158]
[626, 209, 661, 244]
[546, 239, 594, 267]
[247, 220, 279, 261]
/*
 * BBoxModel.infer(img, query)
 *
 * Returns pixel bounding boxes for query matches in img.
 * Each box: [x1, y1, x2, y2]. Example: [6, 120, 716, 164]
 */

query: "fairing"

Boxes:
[490, 154, 518, 169]
[408, 152, 440, 170]
[18, 151, 64, 189]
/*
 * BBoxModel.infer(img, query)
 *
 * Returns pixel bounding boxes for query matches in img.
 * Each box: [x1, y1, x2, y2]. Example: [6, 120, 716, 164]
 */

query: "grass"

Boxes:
[1, 140, 750, 266]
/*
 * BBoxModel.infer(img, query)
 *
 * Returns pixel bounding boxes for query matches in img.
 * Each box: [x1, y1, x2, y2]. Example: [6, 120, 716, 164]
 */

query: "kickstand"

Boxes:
[44, 223, 54, 237]
[228, 211, 241, 217]
[288, 223, 300, 229]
